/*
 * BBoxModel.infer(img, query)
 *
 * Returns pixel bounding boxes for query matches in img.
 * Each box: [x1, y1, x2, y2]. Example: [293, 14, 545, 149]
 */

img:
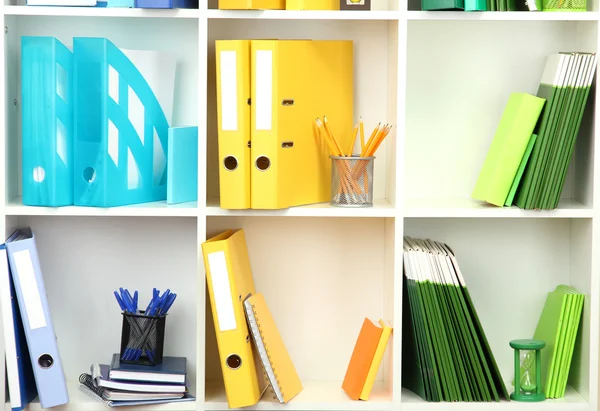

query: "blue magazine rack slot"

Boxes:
[73, 38, 170, 207]
[21, 37, 73, 207]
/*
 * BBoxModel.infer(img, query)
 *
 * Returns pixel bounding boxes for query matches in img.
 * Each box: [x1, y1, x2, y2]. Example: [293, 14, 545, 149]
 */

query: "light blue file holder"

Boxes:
[21, 37, 73, 207]
[73, 38, 169, 207]
[167, 126, 198, 204]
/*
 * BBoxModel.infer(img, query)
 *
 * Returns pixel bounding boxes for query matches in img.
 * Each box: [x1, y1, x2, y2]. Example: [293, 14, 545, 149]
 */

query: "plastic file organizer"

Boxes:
[21, 37, 74, 207]
[72, 38, 176, 207]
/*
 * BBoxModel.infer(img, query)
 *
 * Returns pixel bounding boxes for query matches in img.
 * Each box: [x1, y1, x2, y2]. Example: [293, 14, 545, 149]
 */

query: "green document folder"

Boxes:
[472, 92, 545, 207]
[402, 237, 508, 403]
[532, 285, 584, 398]
[505, 134, 537, 207]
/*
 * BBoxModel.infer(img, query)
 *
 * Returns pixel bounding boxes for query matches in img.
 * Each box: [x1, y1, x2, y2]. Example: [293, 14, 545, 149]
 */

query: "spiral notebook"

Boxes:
[243, 293, 302, 404]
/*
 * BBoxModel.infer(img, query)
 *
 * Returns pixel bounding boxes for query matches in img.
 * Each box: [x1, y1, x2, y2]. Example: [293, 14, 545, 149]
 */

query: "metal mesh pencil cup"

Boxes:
[120, 311, 166, 366]
[330, 156, 375, 207]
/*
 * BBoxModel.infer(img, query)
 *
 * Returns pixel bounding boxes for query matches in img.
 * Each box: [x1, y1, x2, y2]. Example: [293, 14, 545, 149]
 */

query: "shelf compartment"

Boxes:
[405, 20, 597, 211]
[206, 18, 399, 214]
[402, 218, 593, 407]
[5, 196, 198, 217]
[404, 198, 593, 218]
[3, 5, 201, 18]
[205, 380, 392, 411]
[206, 198, 396, 217]
[204, 217, 397, 408]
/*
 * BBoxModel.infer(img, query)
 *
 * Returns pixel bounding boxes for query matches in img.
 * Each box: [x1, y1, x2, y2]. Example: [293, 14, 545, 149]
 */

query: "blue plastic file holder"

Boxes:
[134, 0, 197, 8]
[73, 38, 170, 207]
[21, 37, 73, 207]
[167, 126, 198, 204]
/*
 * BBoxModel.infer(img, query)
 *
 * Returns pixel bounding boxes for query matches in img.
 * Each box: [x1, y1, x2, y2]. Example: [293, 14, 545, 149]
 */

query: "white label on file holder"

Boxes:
[12, 250, 46, 330]
[220, 51, 238, 131]
[207, 251, 236, 332]
[255, 50, 273, 131]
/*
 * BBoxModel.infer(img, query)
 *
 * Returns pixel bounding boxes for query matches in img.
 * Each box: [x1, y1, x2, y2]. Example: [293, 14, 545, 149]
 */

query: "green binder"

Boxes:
[472, 92, 545, 207]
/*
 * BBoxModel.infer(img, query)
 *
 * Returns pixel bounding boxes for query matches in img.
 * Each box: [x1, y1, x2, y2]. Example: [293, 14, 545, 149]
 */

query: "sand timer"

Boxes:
[509, 339, 546, 402]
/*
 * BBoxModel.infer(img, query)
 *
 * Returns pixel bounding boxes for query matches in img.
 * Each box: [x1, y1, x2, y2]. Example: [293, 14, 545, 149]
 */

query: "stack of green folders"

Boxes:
[402, 237, 509, 402]
[473, 52, 597, 210]
[532, 285, 584, 398]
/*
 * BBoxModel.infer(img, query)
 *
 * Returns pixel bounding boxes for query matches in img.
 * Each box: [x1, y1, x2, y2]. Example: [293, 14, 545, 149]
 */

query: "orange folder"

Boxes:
[342, 318, 383, 400]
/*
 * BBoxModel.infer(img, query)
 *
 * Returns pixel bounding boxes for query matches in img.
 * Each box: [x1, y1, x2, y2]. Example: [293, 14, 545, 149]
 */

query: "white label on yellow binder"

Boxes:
[255, 50, 273, 131]
[12, 249, 46, 330]
[207, 251, 236, 332]
[220, 51, 238, 131]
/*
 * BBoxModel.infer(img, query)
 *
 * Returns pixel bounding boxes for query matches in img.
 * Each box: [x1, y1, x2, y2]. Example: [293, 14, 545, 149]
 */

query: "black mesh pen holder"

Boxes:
[119, 311, 166, 366]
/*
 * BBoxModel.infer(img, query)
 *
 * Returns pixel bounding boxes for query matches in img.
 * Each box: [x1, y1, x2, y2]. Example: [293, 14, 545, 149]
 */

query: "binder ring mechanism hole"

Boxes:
[226, 354, 242, 370]
[33, 166, 45, 183]
[38, 354, 54, 369]
[255, 156, 270, 172]
[83, 167, 96, 183]
[224, 156, 238, 171]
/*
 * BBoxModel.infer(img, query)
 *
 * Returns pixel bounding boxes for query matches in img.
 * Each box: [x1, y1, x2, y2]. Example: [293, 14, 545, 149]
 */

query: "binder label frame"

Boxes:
[12, 249, 47, 330]
[207, 251, 237, 332]
[255, 50, 273, 131]
[220, 51, 238, 132]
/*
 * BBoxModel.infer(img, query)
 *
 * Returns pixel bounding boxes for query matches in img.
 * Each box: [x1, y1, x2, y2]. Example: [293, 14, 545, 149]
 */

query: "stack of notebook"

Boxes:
[78, 354, 195, 408]
[402, 236, 509, 402]
[532, 285, 584, 398]
[473, 52, 597, 210]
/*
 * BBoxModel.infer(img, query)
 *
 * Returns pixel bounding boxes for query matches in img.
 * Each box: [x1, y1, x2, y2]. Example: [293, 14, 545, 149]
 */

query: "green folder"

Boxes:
[505, 134, 537, 207]
[532, 285, 584, 398]
[472, 92, 545, 207]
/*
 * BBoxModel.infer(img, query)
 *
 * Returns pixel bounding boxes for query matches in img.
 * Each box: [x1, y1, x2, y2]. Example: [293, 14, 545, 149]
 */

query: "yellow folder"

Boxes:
[218, 0, 285, 9]
[250, 40, 353, 209]
[359, 320, 392, 400]
[201, 229, 263, 408]
[216, 41, 251, 209]
[243, 293, 303, 403]
[286, 0, 339, 9]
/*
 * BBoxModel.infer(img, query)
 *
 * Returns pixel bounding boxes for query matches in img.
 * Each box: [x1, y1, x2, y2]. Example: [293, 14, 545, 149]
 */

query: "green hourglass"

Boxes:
[509, 339, 546, 402]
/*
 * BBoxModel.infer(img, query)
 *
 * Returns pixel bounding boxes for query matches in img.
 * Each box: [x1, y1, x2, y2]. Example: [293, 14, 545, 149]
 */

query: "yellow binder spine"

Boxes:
[286, 0, 339, 9]
[201, 229, 262, 408]
[216, 40, 251, 209]
[250, 40, 286, 209]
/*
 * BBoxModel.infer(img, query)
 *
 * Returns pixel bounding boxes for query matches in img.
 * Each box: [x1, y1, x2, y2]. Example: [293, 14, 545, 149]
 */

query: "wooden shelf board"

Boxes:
[402, 385, 589, 410]
[404, 198, 593, 218]
[204, 380, 392, 411]
[206, 198, 396, 218]
[5, 196, 198, 217]
[407, 10, 599, 20]
[3, 5, 200, 18]
[207, 9, 400, 20]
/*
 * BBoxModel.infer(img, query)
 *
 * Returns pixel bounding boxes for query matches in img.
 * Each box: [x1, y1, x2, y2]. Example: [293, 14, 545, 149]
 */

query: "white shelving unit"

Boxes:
[0, 0, 598, 410]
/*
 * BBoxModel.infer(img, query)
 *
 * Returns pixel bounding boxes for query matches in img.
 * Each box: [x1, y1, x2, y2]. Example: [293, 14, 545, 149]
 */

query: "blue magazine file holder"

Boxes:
[73, 38, 170, 207]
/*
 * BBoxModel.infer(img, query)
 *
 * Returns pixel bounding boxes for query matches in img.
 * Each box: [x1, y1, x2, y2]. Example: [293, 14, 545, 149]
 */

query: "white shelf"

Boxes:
[204, 380, 392, 411]
[5, 197, 198, 217]
[10, 381, 197, 411]
[404, 198, 593, 218]
[206, 9, 400, 20]
[407, 10, 600, 20]
[401, 385, 589, 411]
[206, 198, 396, 217]
[3, 4, 200, 17]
